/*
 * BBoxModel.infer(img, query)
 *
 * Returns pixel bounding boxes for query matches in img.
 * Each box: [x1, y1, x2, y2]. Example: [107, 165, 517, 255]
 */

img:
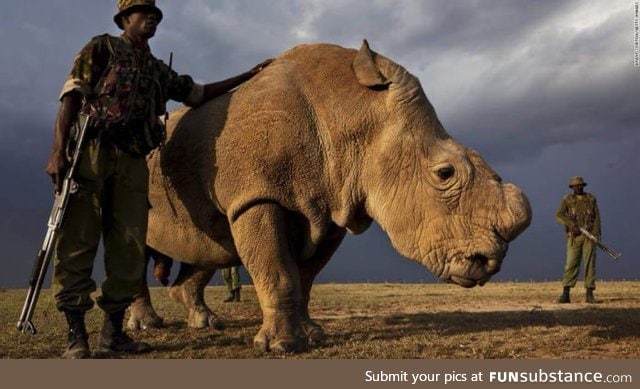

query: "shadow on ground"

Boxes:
[321, 307, 640, 344]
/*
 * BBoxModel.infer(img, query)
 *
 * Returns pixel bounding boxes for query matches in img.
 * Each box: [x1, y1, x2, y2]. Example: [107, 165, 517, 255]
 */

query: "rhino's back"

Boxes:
[212, 44, 367, 220]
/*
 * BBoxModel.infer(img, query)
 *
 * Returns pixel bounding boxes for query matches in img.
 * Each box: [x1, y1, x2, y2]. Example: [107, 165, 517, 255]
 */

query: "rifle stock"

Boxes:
[17, 114, 92, 335]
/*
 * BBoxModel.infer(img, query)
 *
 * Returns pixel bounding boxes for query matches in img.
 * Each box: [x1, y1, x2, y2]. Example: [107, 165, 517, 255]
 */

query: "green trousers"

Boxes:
[52, 138, 149, 314]
[561, 235, 597, 289]
[221, 266, 241, 292]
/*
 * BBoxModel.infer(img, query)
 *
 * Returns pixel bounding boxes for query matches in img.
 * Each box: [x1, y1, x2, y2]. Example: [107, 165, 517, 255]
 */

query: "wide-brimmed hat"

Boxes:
[114, 0, 163, 30]
[568, 176, 587, 187]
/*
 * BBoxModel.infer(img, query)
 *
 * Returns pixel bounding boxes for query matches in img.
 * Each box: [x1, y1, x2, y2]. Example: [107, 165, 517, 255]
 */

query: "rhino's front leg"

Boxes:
[169, 262, 224, 329]
[231, 203, 307, 353]
[298, 226, 346, 345]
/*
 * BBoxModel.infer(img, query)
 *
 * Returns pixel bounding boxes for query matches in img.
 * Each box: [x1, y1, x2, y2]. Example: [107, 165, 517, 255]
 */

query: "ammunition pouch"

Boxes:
[71, 116, 165, 158]
[102, 118, 166, 157]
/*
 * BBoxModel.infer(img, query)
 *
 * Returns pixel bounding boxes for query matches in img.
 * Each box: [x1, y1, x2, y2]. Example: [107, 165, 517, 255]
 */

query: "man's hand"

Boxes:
[46, 149, 68, 194]
[199, 59, 276, 105]
[47, 93, 81, 193]
[248, 58, 274, 76]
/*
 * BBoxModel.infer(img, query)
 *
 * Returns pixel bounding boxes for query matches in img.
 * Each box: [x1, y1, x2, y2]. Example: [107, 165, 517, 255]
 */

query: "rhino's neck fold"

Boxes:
[362, 129, 426, 261]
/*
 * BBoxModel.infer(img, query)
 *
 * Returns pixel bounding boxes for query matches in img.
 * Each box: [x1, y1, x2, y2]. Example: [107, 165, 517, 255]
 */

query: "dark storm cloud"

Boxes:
[0, 1, 638, 287]
[291, 0, 574, 56]
[441, 3, 639, 164]
[452, 67, 640, 165]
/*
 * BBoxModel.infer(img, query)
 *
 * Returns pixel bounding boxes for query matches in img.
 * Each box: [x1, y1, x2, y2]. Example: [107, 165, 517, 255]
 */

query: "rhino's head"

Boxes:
[355, 41, 532, 287]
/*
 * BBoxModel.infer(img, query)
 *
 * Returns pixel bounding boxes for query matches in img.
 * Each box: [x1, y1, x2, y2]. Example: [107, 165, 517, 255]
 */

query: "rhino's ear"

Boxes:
[352, 39, 391, 89]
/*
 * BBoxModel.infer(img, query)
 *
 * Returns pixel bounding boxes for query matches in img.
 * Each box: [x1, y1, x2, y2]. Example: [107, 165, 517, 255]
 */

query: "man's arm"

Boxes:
[47, 36, 107, 192]
[555, 197, 580, 235]
[197, 58, 274, 106]
[46, 93, 81, 193]
[592, 197, 601, 237]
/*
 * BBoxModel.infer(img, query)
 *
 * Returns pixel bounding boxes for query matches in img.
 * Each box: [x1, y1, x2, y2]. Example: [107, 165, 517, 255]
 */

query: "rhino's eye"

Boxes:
[436, 166, 455, 181]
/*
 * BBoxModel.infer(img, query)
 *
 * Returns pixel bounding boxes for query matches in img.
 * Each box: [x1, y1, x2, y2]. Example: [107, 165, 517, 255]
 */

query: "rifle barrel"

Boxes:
[578, 227, 621, 260]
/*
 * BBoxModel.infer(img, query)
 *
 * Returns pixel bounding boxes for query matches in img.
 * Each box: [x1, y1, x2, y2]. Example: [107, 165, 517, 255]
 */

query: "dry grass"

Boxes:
[1, 281, 639, 359]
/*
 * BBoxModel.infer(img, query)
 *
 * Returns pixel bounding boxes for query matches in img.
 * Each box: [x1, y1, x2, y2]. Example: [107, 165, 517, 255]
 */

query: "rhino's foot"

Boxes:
[253, 315, 308, 353]
[168, 284, 224, 330]
[127, 301, 164, 331]
[254, 332, 308, 354]
[188, 307, 225, 330]
[301, 317, 325, 345]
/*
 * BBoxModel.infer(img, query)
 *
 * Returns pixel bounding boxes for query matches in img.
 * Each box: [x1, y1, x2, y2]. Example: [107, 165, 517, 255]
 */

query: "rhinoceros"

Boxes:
[128, 40, 531, 352]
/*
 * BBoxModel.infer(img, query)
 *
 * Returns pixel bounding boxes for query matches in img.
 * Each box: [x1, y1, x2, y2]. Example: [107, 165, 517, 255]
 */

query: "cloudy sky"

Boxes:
[1, 0, 638, 288]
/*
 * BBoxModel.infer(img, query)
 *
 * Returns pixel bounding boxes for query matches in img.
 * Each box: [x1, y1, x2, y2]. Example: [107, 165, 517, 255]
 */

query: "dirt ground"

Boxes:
[1, 281, 639, 358]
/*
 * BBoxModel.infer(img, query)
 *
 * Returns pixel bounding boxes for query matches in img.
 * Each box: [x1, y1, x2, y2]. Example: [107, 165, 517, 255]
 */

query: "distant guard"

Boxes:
[555, 176, 601, 304]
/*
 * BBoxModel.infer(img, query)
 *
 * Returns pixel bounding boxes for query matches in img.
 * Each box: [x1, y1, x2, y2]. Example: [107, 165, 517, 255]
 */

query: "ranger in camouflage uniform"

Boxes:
[46, 0, 272, 358]
[221, 266, 242, 302]
[555, 176, 601, 304]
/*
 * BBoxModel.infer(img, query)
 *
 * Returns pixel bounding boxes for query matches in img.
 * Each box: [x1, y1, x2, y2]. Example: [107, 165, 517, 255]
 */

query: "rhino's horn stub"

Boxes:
[353, 39, 391, 89]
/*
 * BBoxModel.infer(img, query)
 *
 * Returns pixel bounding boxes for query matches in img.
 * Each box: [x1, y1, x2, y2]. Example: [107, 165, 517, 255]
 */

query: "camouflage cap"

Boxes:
[114, 0, 163, 30]
[568, 176, 587, 187]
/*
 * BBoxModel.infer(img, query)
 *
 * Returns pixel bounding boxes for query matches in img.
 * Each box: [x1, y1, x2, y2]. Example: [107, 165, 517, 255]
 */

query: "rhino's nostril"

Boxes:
[467, 253, 489, 266]
[467, 254, 501, 275]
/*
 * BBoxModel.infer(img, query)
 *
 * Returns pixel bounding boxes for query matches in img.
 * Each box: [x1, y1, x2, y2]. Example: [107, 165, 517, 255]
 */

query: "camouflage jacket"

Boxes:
[555, 192, 601, 237]
[59, 34, 202, 156]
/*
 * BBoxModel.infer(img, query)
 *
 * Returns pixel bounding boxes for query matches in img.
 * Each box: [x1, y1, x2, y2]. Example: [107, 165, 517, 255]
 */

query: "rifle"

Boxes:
[17, 114, 92, 335]
[164, 52, 173, 126]
[578, 227, 622, 261]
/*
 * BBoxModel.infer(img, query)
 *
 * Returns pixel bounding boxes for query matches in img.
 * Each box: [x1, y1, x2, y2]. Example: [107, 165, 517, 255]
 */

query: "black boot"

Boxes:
[557, 286, 571, 303]
[586, 288, 596, 304]
[223, 290, 235, 303]
[98, 310, 150, 354]
[61, 310, 90, 359]
[234, 288, 241, 302]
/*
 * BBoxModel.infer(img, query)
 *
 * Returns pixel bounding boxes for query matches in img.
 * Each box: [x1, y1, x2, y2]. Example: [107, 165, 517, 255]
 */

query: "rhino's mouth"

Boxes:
[423, 219, 509, 288]
[443, 252, 503, 288]
[449, 274, 492, 288]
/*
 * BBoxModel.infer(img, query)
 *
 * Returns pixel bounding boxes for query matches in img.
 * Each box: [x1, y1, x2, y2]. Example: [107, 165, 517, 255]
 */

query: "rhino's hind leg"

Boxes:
[169, 262, 223, 329]
[128, 250, 164, 330]
[231, 203, 307, 353]
[298, 226, 346, 345]
[149, 247, 173, 286]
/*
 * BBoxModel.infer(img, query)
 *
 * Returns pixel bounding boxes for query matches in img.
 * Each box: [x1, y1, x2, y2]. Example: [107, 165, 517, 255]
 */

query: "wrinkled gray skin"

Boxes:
[128, 41, 532, 353]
